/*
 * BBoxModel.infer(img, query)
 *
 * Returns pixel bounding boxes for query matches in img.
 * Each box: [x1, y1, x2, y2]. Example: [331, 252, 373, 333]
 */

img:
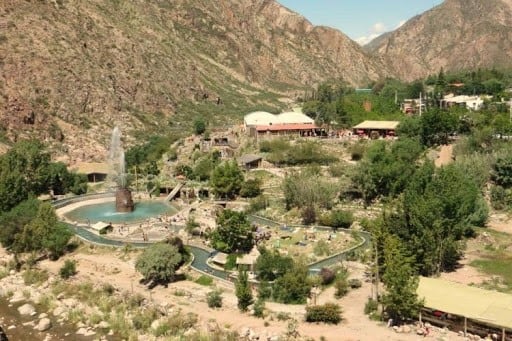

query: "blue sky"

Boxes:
[277, 0, 443, 45]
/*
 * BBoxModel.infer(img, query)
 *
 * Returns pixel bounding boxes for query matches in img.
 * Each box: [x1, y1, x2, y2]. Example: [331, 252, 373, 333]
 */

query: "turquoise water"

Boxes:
[64, 201, 177, 224]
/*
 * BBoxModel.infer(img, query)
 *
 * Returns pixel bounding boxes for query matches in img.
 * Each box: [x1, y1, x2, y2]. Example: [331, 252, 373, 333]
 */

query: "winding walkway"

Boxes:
[56, 196, 371, 281]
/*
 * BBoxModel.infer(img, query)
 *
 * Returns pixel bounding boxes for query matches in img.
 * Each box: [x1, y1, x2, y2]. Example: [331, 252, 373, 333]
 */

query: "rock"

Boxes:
[76, 327, 96, 336]
[183, 328, 196, 337]
[150, 319, 161, 331]
[38, 313, 48, 319]
[416, 329, 424, 335]
[7, 325, 15, 330]
[9, 270, 15, 276]
[392, 325, 400, 333]
[53, 306, 66, 317]
[76, 322, 86, 328]
[9, 291, 25, 303]
[249, 329, 259, 340]
[240, 327, 250, 337]
[402, 325, 411, 333]
[35, 318, 52, 332]
[207, 321, 219, 333]
[97, 321, 110, 329]
[61, 298, 78, 308]
[18, 303, 36, 315]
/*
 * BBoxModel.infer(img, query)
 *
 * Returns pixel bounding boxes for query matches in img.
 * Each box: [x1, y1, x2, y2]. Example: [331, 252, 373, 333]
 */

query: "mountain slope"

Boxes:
[0, 0, 388, 161]
[367, 0, 512, 81]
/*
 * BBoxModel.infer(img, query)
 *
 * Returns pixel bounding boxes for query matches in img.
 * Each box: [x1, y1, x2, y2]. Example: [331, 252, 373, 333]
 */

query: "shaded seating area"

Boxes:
[352, 120, 400, 138]
[417, 277, 512, 340]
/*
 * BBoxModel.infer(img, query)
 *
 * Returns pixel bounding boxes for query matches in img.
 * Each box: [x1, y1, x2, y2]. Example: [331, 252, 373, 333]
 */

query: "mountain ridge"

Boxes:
[367, 0, 512, 81]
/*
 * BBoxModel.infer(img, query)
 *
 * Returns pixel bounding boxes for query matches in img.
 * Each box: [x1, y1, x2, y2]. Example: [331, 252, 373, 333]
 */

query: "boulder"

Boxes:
[18, 303, 36, 316]
[35, 318, 52, 332]
[10, 292, 25, 303]
[402, 325, 411, 333]
[53, 306, 67, 317]
[97, 321, 110, 329]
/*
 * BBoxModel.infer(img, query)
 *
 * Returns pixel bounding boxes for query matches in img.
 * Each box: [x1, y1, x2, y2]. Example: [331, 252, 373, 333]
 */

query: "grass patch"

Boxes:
[471, 257, 512, 291]
[23, 269, 49, 286]
[195, 275, 213, 286]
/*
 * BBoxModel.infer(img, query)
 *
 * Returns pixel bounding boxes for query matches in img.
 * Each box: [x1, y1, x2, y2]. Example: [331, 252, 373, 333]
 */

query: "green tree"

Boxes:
[240, 179, 262, 198]
[0, 140, 51, 212]
[210, 210, 253, 253]
[15, 202, 72, 260]
[193, 117, 206, 135]
[492, 153, 512, 188]
[210, 161, 244, 199]
[255, 247, 293, 282]
[135, 243, 182, 286]
[235, 270, 253, 312]
[420, 109, 458, 146]
[381, 236, 422, 323]
[272, 262, 312, 304]
[0, 197, 40, 252]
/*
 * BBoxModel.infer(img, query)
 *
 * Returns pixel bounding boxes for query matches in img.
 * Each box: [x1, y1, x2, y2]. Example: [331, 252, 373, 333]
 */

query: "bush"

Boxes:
[349, 143, 366, 161]
[490, 185, 508, 210]
[348, 278, 362, 289]
[253, 298, 265, 318]
[247, 195, 269, 213]
[132, 308, 158, 331]
[364, 297, 378, 315]
[195, 275, 213, 286]
[193, 118, 206, 135]
[319, 268, 336, 285]
[301, 205, 316, 225]
[240, 179, 262, 198]
[59, 260, 77, 279]
[23, 269, 49, 285]
[305, 303, 342, 324]
[334, 267, 350, 298]
[206, 290, 223, 308]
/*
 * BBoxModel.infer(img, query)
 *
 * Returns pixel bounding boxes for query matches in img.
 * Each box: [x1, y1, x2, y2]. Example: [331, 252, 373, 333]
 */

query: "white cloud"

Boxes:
[355, 21, 387, 45]
[395, 20, 406, 29]
[355, 20, 407, 46]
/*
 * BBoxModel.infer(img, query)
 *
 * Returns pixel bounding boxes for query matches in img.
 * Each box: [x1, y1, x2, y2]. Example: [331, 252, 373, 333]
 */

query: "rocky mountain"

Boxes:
[367, 0, 512, 81]
[0, 0, 388, 162]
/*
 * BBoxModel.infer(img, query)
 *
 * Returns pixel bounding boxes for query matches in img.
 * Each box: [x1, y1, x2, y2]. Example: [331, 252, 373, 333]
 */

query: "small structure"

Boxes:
[90, 221, 113, 235]
[238, 154, 262, 170]
[244, 111, 321, 138]
[401, 99, 426, 114]
[440, 94, 488, 111]
[418, 277, 512, 338]
[211, 252, 228, 268]
[72, 162, 112, 183]
[236, 247, 260, 271]
[352, 120, 400, 138]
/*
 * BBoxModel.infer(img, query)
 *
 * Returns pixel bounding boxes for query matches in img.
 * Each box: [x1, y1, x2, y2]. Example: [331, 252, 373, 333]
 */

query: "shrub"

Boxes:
[301, 205, 316, 225]
[193, 118, 206, 135]
[206, 290, 223, 308]
[349, 143, 366, 161]
[330, 210, 354, 229]
[334, 267, 350, 298]
[59, 260, 77, 279]
[364, 297, 378, 315]
[247, 195, 269, 213]
[195, 275, 213, 286]
[240, 179, 262, 198]
[313, 240, 330, 257]
[253, 298, 265, 318]
[276, 312, 291, 321]
[348, 278, 362, 289]
[305, 303, 342, 324]
[23, 269, 49, 285]
[132, 308, 159, 331]
[319, 268, 336, 285]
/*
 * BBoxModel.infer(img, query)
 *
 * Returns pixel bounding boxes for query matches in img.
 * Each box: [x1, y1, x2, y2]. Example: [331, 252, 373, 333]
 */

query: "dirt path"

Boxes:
[435, 144, 453, 167]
